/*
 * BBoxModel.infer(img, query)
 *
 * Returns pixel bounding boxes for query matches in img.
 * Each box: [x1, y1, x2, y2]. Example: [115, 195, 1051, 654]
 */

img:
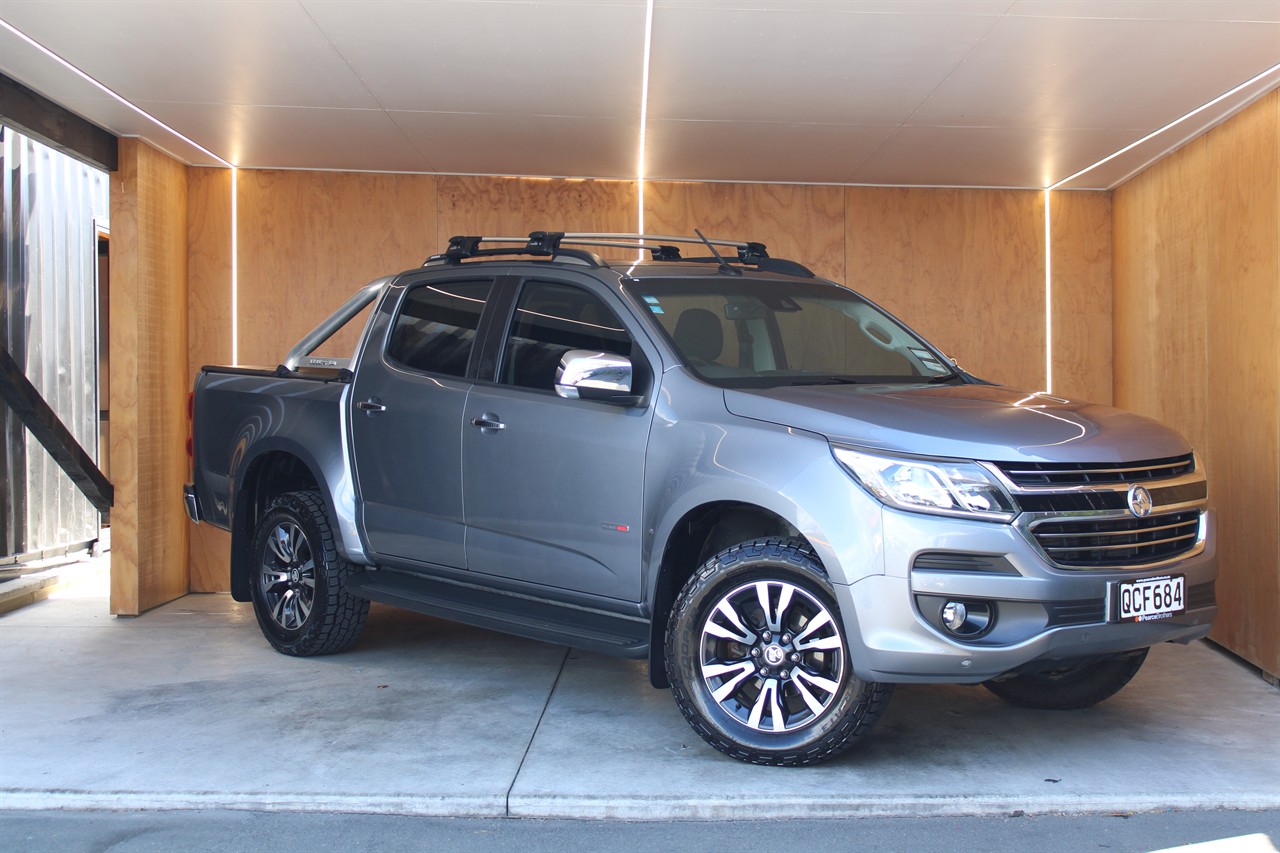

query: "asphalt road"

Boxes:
[4, 809, 1279, 853]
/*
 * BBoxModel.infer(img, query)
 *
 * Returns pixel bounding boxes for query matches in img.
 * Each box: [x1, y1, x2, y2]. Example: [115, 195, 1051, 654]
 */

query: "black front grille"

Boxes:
[995, 454, 1195, 488]
[1045, 599, 1106, 627]
[1186, 581, 1216, 611]
[1032, 510, 1202, 568]
[1018, 492, 1127, 513]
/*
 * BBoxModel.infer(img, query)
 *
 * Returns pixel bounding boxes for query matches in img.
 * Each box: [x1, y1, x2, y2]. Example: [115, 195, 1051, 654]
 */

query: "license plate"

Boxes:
[1112, 574, 1185, 622]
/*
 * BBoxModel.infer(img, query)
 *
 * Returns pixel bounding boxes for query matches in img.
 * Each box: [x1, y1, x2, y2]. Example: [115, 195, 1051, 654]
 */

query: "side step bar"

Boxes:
[345, 569, 649, 659]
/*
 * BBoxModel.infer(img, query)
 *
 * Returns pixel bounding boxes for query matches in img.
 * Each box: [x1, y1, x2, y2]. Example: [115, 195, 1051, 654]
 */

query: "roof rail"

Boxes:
[424, 232, 814, 277]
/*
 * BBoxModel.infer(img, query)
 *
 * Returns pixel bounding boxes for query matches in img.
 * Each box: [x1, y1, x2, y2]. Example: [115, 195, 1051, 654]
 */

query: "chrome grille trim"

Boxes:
[992, 453, 1195, 487]
[987, 452, 1209, 571]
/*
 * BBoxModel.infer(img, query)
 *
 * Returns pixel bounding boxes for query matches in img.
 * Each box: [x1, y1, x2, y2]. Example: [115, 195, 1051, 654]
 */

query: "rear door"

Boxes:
[350, 274, 498, 569]
[461, 274, 657, 601]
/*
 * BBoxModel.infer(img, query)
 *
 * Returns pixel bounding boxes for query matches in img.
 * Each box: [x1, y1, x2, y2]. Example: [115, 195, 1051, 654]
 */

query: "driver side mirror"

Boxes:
[555, 350, 642, 406]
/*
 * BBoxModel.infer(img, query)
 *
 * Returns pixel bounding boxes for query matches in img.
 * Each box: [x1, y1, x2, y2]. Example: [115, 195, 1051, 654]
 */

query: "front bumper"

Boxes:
[832, 506, 1217, 684]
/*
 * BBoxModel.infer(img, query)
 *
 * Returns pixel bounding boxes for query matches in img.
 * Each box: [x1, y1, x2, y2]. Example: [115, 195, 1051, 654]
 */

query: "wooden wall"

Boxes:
[109, 139, 191, 614]
[1114, 90, 1280, 677]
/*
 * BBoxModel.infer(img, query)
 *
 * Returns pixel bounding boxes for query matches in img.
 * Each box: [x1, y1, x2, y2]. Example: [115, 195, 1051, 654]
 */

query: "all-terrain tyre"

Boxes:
[665, 537, 893, 766]
[982, 648, 1149, 710]
[249, 490, 369, 656]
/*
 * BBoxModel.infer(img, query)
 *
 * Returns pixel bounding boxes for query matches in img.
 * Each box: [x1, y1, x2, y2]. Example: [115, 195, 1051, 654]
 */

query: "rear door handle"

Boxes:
[356, 399, 386, 413]
[470, 414, 505, 431]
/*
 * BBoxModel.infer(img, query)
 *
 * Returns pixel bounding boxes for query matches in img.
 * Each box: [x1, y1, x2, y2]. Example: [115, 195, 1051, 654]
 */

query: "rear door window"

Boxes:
[386, 279, 493, 377]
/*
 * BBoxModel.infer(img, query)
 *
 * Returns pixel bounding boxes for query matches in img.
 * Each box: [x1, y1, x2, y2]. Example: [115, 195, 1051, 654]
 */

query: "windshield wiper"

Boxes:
[924, 371, 962, 384]
[788, 376, 861, 386]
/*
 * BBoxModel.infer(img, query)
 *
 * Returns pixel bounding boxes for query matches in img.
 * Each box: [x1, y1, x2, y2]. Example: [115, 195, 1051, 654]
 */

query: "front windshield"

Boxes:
[628, 277, 955, 389]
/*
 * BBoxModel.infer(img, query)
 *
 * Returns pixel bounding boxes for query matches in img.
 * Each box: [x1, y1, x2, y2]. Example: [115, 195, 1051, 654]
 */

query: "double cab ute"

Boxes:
[187, 232, 1216, 765]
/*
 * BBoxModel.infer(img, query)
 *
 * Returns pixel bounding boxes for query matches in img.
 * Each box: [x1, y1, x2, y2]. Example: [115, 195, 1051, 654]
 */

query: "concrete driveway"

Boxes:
[2, 561, 1277, 819]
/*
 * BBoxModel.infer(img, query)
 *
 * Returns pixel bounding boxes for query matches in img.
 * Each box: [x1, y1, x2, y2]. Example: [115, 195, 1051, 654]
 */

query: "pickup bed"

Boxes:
[188, 232, 1216, 766]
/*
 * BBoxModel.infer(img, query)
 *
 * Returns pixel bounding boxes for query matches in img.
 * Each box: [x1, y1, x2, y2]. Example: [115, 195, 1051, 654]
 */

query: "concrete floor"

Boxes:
[1, 560, 1278, 820]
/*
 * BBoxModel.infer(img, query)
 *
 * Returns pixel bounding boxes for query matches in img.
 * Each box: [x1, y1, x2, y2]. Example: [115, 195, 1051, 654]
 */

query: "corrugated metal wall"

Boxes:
[1, 125, 109, 561]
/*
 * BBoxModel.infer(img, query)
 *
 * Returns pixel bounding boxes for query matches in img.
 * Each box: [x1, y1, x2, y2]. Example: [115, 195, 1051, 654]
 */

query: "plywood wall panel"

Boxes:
[845, 188, 1045, 390]
[1114, 90, 1279, 677]
[643, 181, 845, 281]
[109, 140, 190, 614]
[1050, 191, 1113, 405]
[1113, 139, 1210, 454]
[437, 176, 637, 255]
[186, 167, 233, 593]
[236, 171, 438, 368]
[1205, 90, 1279, 676]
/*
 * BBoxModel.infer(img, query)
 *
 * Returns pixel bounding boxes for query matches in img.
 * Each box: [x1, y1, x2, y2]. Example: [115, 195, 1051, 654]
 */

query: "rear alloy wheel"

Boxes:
[250, 490, 369, 656]
[982, 648, 1149, 710]
[666, 538, 892, 766]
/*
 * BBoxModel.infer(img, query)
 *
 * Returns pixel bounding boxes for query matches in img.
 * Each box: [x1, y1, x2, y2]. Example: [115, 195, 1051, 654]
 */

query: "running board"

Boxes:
[345, 569, 649, 658]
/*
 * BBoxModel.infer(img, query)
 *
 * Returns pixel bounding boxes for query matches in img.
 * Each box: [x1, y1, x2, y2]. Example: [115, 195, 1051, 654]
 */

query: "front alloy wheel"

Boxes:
[700, 579, 844, 733]
[666, 538, 893, 766]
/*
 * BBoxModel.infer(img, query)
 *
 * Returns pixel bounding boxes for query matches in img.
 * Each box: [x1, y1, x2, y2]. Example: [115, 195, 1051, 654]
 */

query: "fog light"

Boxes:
[939, 600, 993, 638]
[942, 601, 967, 632]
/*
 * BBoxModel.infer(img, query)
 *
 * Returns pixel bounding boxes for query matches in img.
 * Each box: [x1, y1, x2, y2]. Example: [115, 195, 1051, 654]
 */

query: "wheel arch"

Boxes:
[645, 500, 820, 688]
[229, 445, 330, 601]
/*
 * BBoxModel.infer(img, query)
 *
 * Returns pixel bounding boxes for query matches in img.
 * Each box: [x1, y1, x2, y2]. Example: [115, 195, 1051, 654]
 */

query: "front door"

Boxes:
[462, 277, 655, 601]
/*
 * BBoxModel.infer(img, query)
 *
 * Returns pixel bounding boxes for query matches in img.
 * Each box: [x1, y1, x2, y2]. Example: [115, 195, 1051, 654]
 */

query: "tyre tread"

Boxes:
[665, 537, 893, 766]
[253, 490, 369, 657]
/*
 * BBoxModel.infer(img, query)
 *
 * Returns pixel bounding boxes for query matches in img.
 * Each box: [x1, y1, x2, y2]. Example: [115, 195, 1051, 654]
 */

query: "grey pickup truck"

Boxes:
[186, 231, 1216, 766]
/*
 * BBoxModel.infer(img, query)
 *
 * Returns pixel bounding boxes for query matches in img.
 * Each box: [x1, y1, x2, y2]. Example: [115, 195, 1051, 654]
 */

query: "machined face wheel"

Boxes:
[699, 578, 845, 734]
[258, 520, 316, 632]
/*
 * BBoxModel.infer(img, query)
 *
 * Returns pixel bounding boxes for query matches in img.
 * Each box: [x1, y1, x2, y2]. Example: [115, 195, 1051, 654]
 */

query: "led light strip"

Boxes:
[636, 0, 655, 246]
[1040, 60, 1280, 394]
[0, 19, 241, 364]
[1043, 188, 1053, 393]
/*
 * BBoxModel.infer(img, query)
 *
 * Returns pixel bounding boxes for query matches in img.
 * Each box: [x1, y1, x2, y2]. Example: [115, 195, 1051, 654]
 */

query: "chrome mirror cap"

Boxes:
[555, 349, 634, 402]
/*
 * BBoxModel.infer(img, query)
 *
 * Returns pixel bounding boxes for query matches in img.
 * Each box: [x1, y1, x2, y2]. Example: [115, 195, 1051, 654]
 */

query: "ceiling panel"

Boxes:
[302, 0, 647, 116]
[389, 110, 639, 178]
[1, 0, 1277, 188]
[909, 14, 1280, 130]
[1008, 0, 1280, 23]
[662, 1, 1015, 15]
[0, 25, 224, 165]
[1054, 71, 1280, 189]
[645, 120, 893, 183]
[852, 125, 1141, 188]
[647, 3, 1000, 124]
[0, 0, 375, 108]
[131, 101, 429, 172]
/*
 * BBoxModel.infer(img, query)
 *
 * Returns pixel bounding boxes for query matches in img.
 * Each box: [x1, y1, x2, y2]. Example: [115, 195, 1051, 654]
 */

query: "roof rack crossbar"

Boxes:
[426, 232, 811, 276]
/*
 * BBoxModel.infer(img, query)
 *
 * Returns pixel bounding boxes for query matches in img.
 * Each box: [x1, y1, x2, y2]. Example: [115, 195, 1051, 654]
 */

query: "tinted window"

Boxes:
[629, 278, 952, 388]
[387, 280, 492, 377]
[500, 281, 633, 391]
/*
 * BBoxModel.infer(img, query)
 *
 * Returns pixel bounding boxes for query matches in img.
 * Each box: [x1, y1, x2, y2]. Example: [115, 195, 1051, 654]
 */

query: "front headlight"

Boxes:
[832, 446, 1016, 523]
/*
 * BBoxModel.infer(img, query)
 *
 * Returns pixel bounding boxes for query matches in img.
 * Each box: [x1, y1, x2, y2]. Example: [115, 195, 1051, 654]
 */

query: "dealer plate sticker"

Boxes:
[1113, 574, 1185, 622]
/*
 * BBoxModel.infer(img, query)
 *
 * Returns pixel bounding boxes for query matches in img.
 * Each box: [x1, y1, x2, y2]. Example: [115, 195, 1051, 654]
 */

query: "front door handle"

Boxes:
[470, 414, 505, 431]
[356, 399, 386, 413]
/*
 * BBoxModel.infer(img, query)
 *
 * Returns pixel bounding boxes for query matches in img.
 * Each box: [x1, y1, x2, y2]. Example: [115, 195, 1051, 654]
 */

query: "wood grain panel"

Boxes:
[1113, 138, 1210, 453]
[1205, 90, 1279, 676]
[845, 188, 1044, 390]
[186, 167, 233, 593]
[643, 181, 845, 281]
[108, 140, 190, 614]
[1114, 90, 1279, 676]
[1050, 191, 1112, 404]
[236, 171, 438, 368]
[437, 176, 637, 257]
